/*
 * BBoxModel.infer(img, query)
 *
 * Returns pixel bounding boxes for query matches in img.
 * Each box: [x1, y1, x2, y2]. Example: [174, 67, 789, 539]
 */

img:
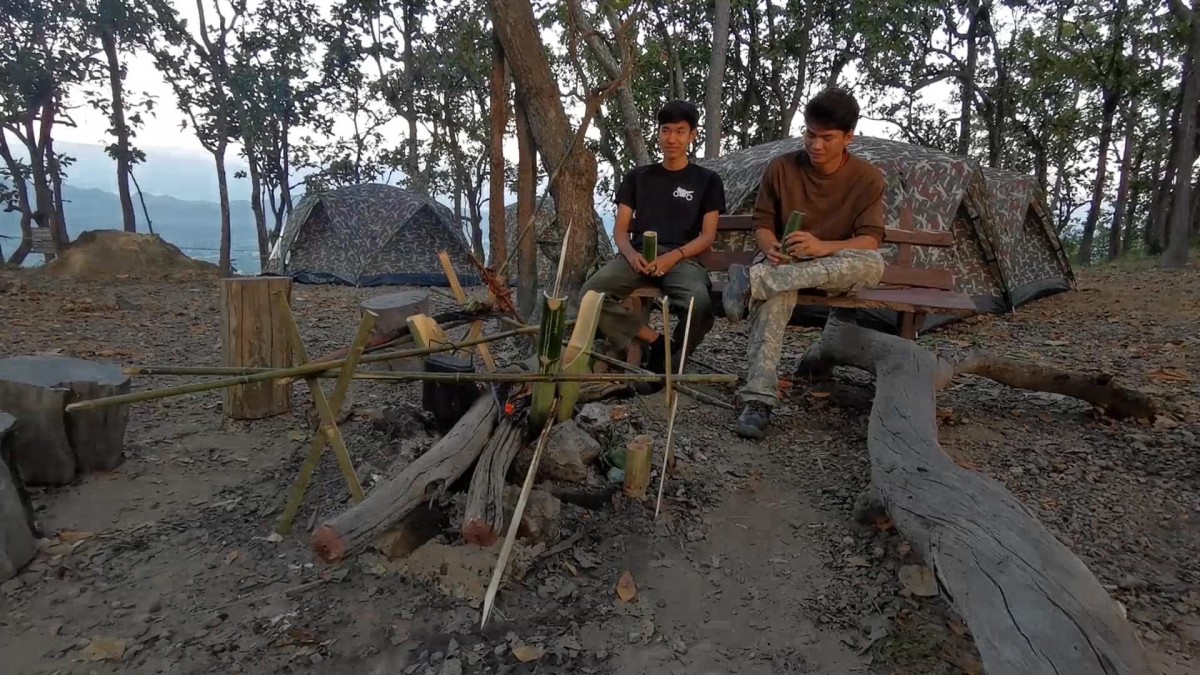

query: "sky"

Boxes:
[49, 0, 909, 213]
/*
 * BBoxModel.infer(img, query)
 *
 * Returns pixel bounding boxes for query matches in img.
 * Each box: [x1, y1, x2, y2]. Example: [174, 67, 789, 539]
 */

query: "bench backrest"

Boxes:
[629, 212, 957, 291]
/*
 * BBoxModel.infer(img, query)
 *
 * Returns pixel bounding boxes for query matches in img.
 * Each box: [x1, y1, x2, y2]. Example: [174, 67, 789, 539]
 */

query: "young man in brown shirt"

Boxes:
[721, 88, 887, 438]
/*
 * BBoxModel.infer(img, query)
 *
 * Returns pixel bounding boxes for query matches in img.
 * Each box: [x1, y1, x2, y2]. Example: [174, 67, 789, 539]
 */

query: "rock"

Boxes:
[365, 403, 431, 440]
[576, 404, 614, 438]
[440, 658, 463, 675]
[1118, 575, 1149, 591]
[518, 420, 602, 483]
[503, 487, 561, 543]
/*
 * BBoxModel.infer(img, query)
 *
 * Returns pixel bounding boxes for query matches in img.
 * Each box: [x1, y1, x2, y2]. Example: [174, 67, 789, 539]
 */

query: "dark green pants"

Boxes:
[580, 256, 715, 355]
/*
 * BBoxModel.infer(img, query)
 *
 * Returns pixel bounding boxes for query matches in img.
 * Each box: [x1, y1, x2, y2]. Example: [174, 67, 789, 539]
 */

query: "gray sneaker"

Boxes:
[722, 264, 751, 321]
[733, 401, 771, 439]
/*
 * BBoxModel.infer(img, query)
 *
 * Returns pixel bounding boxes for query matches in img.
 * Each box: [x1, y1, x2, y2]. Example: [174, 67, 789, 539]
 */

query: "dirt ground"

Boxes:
[0, 255, 1197, 675]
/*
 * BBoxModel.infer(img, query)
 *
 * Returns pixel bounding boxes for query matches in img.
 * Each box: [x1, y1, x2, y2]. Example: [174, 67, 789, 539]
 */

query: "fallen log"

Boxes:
[798, 310, 1152, 675]
[937, 352, 1157, 420]
[461, 417, 524, 546]
[0, 412, 36, 581]
[311, 391, 498, 563]
[0, 356, 130, 485]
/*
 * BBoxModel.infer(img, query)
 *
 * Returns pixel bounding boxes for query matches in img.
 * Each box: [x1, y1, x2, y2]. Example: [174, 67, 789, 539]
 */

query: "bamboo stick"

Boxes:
[584, 350, 734, 410]
[65, 370, 738, 413]
[656, 297, 694, 519]
[120, 324, 542, 378]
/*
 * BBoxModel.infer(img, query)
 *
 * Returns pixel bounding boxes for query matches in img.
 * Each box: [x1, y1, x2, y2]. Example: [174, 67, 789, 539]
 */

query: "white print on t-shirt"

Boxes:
[673, 186, 695, 201]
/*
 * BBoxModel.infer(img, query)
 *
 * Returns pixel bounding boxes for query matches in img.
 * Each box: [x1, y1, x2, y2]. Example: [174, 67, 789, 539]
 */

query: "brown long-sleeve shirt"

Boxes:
[752, 149, 886, 244]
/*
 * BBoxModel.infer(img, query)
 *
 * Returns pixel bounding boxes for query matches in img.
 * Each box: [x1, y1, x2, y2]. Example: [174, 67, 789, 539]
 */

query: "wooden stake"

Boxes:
[438, 251, 497, 371]
[655, 297, 694, 519]
[481, 397, 558, 628]
[273, 291, 365, 506]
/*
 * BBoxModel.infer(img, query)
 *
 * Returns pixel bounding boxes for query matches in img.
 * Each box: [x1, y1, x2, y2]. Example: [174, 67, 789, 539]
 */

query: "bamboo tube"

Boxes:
[530, 292, 567, 429]
[642, 231, 657, 263]
[779, 211, 806, 263]
[556, 290, 603, 422]
[623, 434, 653, 498]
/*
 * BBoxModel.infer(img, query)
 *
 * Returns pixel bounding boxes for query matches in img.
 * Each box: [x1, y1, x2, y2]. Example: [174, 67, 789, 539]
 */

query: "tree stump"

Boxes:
[0, 356, 131, 485]
[798, 311, 1152, 675]
[1, 412, 36, 580]
[220, 276, 294, 419]
[361, 291, 430, 345]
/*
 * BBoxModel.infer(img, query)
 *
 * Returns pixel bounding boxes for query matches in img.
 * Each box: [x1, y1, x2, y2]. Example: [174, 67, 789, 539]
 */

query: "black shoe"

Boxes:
[733, 401, 772, 439]
[723, 264, 751, 322]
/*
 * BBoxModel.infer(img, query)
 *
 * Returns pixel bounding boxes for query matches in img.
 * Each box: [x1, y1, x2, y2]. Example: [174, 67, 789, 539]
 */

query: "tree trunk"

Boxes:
[1148, 93, 1180, 254]
[1078, 90, 1118, 265]
[25, 111, 60, 255]
[798, 311, 1154, 675]
[462, 417, 523, 545]
[403, 0, 422, 192]
[214, 143, 233, 276]
[248, 154, 269, 270]
[704, 0, 732, 158]
[1123, 144, 1144, 253]
[566, 1, 649, 167]
[515, 100, 538, 317]
[1109, 99, 1136, 260]
[1165, 11, 1200, 268]
[489, 0, 600, 296]
[957, 2, 979, 157]
[0, 134, 35, 265]
[101, 24, 136, 233]
[489, 30, 509, 271]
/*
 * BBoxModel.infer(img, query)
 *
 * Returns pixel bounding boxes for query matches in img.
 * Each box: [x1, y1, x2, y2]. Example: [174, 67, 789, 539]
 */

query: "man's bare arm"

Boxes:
[664, 209, 719, 264]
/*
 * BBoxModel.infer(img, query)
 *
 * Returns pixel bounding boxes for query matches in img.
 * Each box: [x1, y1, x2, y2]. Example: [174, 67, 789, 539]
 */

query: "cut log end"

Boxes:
[462, 520, 500, 547]
[311, 525, 346, 563]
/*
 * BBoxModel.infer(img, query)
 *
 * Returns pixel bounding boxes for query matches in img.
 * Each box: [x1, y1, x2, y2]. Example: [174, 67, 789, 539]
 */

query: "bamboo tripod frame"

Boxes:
[273, 291, 371, 535]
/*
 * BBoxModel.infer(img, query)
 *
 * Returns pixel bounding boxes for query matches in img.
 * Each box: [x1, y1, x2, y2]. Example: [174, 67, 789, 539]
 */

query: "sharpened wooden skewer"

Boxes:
[655, 296, 695, 519]
[481, 398, 559, 628]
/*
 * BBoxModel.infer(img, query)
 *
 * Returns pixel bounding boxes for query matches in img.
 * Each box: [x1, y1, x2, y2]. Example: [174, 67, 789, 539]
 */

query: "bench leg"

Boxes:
[898, 312, 926, 340]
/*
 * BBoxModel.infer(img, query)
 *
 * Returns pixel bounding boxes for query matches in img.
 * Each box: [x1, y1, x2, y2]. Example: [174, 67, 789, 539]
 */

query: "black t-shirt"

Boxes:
[615, 162, 727, 252]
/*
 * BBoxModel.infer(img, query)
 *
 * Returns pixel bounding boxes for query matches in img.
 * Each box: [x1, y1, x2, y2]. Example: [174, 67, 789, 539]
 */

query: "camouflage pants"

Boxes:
[738, 249, 886, 407]
[580, 255, 714, 354]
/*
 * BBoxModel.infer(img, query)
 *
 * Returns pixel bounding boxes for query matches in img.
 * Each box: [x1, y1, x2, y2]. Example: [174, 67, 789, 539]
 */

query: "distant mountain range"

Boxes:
[0, 140, 619, 274]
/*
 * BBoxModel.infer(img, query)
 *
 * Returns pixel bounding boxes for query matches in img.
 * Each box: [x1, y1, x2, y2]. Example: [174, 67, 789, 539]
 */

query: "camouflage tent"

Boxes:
[981, 166, 1075, 306]
[698, 135, 1074, 331]
[264, 183, 480, 287]
[500, 198, 615, 287]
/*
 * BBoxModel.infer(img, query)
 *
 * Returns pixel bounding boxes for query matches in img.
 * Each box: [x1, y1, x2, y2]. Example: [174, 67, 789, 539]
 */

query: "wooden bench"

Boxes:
[622, 213, 977, 362]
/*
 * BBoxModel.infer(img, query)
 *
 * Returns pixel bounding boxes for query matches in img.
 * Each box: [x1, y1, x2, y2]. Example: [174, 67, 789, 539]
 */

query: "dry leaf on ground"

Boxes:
[512, 643, 544, 662]
[83, 637, 127, 661]
[616, 570, 637, 602]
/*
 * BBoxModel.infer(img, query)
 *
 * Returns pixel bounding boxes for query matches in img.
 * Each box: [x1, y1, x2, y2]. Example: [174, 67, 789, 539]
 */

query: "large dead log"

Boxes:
[937, 352, 1157, 420]
[461, 417, 524, 546]
[798, 311, 1152, 675]
[312, 392, 498, 563]
[0, 412, 36, 581]
[0, 356, 130, 485]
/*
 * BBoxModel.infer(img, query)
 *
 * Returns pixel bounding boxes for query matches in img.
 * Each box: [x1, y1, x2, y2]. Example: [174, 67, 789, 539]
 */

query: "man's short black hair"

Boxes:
[803, 88, 860, 133]
[657, 100, 700, 130]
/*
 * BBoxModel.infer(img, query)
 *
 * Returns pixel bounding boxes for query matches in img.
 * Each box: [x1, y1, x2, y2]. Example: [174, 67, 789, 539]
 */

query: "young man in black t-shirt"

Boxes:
[580, 100, 727, 375]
